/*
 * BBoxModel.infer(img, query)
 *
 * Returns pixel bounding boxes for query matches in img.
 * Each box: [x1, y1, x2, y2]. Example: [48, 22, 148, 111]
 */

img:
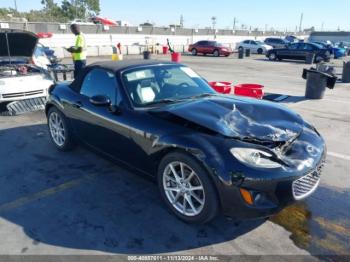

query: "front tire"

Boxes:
[157, 152, 219, 224]
[268, 52, 277, 61]
[213, 49, 220, 57]
[191, 48, 198, 56]
[47, 107, 75, 151]
[257, 48, 263, 54]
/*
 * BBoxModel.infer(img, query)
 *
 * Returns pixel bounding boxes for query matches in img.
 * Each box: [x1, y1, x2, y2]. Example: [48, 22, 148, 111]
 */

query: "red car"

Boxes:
[188, 41, 232, 57]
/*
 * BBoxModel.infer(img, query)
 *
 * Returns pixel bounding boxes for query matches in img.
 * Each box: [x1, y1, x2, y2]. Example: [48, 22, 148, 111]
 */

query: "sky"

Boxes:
[1, 0, 350, 31]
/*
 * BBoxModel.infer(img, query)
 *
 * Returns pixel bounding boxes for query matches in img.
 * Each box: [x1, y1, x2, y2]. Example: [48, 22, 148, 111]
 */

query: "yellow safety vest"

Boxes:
[72, 33, 87, 61]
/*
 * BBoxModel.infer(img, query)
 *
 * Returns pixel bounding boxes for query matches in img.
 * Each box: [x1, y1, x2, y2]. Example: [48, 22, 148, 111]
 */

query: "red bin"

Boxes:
[234, 84, 264, 99]
[162, 46, 169, 55]
[208, 82, 232, 94]
[171, 52, 181, 63]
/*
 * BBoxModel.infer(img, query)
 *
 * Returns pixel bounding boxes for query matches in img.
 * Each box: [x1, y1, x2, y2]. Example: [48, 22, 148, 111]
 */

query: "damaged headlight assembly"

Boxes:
[230, 148, 282, 169]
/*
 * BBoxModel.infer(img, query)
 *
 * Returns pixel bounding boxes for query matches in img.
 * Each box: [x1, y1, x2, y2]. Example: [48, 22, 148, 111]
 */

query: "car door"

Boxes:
[68, 68, 133, 161]
[197, 41, 207, 54]
[282, 43, 299, 59]
[250, 41, 258, 52]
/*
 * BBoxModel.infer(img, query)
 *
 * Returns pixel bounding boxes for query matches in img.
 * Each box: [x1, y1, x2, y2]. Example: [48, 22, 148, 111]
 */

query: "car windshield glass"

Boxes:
[215, 42, 223, 47]
[256, 41, 263, 44]
[122, 65, 215, 107]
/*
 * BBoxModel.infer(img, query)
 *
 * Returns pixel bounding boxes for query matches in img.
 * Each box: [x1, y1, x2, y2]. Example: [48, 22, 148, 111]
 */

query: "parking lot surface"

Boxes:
[0, 54, 349, 256]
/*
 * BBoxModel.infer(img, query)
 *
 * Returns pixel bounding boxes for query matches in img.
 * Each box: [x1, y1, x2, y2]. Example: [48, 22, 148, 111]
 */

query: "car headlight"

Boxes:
[230, 148, 282, 168]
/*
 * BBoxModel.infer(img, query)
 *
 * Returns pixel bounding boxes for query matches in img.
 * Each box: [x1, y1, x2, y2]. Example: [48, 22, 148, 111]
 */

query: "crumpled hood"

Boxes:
[155, 95, 304, 143]
[0, 30, 38, 58]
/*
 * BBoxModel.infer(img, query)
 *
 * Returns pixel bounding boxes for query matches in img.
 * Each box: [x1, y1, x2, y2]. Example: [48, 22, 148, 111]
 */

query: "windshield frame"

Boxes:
[119, 64, 215, 110]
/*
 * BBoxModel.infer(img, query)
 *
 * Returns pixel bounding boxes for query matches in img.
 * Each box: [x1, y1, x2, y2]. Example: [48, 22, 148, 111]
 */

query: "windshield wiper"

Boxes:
[186, 93, 215, 99]
[143, 99, 179, 106]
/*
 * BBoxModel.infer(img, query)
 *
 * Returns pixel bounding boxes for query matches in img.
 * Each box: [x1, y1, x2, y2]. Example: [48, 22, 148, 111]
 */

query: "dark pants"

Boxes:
[73, 60, 86, 78]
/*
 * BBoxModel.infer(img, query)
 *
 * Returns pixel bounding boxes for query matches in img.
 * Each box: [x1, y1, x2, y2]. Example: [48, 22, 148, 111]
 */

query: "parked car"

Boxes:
[91, 16, 118, 26]
[266, 42, 331, 63]
[264, 38, 289, 49]
[0, 30, 53, 105]
[335, 41, 350, 55]
[285, 35, 300, 43]
[312, 41, 346, 59]
[188, 41, 232, 57]
[45, 60, 326, 224]
[237, 40, 273, 54]
[69, 19, 95, 26]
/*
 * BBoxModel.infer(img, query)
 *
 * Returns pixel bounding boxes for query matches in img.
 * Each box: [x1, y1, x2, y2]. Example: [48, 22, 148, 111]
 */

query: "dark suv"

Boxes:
[266, 42, 331, 63]
[188, 41, 232, 57]
[264, 38, 289, 49]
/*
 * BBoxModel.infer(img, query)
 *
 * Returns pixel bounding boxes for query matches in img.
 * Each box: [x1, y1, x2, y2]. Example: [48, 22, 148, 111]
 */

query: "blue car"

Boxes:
[312, 42, 346, 59]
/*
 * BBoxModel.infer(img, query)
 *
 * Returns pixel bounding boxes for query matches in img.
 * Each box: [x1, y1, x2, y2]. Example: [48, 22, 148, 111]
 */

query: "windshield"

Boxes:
[122, 65, 215, 107]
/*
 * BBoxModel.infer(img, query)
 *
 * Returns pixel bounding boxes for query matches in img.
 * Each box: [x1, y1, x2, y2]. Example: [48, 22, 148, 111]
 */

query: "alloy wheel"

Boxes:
[49, 112, 66, 147]
[163, 161, 205, 217]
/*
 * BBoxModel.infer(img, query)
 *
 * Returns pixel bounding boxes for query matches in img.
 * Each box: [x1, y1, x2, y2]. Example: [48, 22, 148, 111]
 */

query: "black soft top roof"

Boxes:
[70, 59, 181, 91]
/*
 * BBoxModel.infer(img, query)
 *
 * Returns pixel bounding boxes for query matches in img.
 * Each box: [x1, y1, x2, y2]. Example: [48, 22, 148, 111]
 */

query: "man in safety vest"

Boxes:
[66, 24, 87, 78]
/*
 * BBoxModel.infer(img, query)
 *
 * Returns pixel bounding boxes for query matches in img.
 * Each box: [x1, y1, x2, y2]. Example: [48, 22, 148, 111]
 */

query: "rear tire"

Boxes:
[157, 152, 219, 224]
[47, 107, 75, 151]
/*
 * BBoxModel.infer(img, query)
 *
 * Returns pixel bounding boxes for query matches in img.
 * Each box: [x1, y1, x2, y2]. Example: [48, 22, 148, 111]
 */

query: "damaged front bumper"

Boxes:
[200, 126, 326, 220]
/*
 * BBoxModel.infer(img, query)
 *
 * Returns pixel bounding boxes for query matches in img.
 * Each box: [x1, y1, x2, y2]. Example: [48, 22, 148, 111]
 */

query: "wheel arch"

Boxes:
[152, 143, 223, 211]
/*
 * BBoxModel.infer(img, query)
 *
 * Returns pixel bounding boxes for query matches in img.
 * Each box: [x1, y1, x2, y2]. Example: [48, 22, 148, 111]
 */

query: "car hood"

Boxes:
[0, 30, 38, 59]
[153, 95, 304, 143]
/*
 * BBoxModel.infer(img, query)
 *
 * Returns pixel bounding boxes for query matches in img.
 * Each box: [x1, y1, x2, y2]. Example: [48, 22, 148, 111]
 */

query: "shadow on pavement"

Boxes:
[0, 123, 264, 254]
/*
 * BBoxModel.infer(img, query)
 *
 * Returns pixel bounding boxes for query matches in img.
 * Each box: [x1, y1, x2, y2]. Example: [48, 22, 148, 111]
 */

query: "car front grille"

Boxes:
[2, 90, 44, 99]
[292, 161, 324, 200]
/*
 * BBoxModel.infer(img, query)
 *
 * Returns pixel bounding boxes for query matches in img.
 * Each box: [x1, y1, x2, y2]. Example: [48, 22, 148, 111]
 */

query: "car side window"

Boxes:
[80, 69, 117, 104]
[243, 40, 250, 44]
[303, 44, 314, 51]
[289, 44, 299, 50]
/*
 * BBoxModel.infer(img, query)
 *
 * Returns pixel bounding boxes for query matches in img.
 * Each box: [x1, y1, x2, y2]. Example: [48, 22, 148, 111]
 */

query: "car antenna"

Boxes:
[5, 32, 12, 65]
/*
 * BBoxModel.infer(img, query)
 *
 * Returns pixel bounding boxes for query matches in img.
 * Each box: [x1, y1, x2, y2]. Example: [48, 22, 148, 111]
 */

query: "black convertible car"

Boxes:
[46, 60, 326, 223]
[266, 42, 331, 63]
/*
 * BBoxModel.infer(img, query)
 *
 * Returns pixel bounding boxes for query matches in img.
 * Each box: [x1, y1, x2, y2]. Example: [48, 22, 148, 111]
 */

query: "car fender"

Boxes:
[153, 133, 240, 187]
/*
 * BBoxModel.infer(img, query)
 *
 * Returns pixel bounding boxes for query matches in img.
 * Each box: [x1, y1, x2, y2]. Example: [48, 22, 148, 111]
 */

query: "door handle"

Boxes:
[72, 101, 82, 108]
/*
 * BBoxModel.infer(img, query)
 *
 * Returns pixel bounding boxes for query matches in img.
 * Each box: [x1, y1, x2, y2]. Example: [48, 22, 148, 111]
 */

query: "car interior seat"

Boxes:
[136, 79, 160, 104]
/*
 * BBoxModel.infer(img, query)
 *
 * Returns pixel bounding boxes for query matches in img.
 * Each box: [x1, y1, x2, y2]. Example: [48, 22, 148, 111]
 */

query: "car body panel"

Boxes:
[266, 43, 330, 62]
[264, 38, 289, 49]
[46, 60, 326, 220]
[237, 40, 273, 54]
[188, 41, 232, 56]
[0, 30, 54, 104]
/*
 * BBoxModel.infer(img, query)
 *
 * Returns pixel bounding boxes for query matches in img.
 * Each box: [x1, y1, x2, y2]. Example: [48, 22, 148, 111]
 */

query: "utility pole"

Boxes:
[180, 14, 184, 28]
[13, 0, 18, 12]
[321, 22, 324, 31]
[233, 17, 237, 30]
[299, 13, 303, 32]
[211, 16, 217, 30]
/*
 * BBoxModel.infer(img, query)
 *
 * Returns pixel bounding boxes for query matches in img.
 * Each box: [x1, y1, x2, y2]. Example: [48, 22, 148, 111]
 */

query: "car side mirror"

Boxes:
[89, 95, 111, 107]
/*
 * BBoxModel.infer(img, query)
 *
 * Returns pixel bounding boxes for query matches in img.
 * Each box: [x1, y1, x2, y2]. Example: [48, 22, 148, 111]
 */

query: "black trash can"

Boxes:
[342, 61, 350, 83]
[143, 51, 151, 60]
[238, 48, 244, 59]
[305, 70, 327, 99]
[305, 53, 315, 64]
[245, 49, 251, 57]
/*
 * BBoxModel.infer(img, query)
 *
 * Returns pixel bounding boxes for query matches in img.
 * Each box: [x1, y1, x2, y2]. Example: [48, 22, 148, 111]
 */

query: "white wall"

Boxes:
[39, 33, 308, 58]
